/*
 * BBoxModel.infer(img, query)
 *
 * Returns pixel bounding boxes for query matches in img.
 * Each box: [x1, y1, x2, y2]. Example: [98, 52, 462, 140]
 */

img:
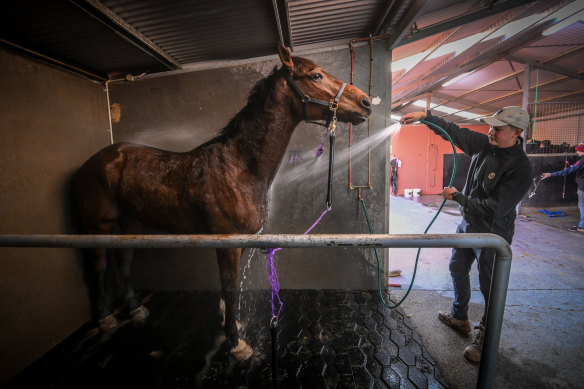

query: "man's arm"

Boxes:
[542, 158, 584, 179]
[401, 111, 489, 155]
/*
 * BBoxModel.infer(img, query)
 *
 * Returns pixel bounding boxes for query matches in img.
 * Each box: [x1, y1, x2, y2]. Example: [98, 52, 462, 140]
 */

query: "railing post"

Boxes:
[476, 243, 513, 389]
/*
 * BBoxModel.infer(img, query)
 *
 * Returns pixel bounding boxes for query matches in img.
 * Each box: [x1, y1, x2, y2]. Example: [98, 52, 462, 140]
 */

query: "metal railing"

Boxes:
[0, 233, 511, 389]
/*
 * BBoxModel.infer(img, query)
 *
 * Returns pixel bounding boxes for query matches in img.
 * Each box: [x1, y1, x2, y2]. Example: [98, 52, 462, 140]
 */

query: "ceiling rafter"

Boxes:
[435, 74, 577, 118]
[392, 1, 535, 99]
[392, 18, 557, 108]
[431, 91, 503, 113]
[531, 88, 584, 104]
[69, 0, 181, 70]
[429, 45, 584, 112]
[388, 0, 428, 49]
[392, 27, 461, 86]
[503, 53, 584, 80]
[393, 0, 538, 48]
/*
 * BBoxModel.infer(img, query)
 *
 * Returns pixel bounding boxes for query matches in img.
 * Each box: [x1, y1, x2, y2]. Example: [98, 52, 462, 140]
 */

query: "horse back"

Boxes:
[74, 141, 266, 234]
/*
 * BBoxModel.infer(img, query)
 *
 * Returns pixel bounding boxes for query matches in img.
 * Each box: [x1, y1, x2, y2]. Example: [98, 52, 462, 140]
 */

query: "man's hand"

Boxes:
[442, 187, 458, 200]
[541, 173, 551, 180]
[400, 111, 427, 124]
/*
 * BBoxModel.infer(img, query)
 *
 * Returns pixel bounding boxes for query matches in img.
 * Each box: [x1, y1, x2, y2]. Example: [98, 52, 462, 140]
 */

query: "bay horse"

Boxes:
[73, 43, 371, 360]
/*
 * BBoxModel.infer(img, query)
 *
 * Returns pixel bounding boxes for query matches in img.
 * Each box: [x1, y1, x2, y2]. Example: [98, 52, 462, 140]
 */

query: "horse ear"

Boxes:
[277, 42, 294, 72]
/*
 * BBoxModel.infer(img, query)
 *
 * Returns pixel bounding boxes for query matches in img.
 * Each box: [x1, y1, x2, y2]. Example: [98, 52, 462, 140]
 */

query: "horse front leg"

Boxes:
[216, 247, 253, 360]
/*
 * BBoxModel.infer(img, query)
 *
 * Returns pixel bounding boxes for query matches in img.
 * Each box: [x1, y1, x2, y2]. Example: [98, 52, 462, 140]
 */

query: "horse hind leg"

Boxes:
[216, 248, 253, 361]
[114, 214, 149, 322]
[81, 246, 118, 331]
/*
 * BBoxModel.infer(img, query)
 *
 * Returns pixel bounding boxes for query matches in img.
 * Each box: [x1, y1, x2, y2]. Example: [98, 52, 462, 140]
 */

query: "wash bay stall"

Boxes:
[0, 37, 410, 387]
[5, 0, 581, 387]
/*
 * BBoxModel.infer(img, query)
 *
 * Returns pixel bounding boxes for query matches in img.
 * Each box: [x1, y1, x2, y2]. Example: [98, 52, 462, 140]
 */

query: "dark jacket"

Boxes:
[424, 112, 533, 243]
[550, 155, 584, 191]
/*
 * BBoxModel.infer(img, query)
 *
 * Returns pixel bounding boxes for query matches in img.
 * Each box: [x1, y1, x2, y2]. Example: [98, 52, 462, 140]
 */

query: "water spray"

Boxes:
[265, 207, 329, 388]
[361, 119, 458, 309]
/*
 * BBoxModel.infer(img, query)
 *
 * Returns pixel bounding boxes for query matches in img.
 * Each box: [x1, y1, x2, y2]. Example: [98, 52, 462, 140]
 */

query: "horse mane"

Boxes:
[219, 66, 280, 139]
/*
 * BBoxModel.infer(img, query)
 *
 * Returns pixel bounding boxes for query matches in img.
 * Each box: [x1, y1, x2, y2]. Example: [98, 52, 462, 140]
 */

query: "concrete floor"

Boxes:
[387, 195, 584, 389]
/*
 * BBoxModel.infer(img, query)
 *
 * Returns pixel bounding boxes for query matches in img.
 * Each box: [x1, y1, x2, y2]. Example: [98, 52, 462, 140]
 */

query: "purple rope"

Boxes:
[315, 128, 330, 158]
[265, 208, 330, 318]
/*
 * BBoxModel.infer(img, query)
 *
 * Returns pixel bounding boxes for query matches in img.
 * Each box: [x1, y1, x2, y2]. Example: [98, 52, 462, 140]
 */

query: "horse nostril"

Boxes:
[361, 97, 371, 108]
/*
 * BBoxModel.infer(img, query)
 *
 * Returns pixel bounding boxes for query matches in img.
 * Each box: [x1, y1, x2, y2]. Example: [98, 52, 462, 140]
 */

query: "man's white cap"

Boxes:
[480, 106, 529, 131]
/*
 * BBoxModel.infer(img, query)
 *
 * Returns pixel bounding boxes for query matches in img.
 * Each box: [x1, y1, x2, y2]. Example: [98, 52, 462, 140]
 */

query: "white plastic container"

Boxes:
[404, 189, 413, 197]
[413, 189, 421, 197]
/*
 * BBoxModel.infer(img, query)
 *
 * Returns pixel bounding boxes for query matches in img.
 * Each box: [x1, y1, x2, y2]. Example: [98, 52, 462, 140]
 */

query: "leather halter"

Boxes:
[284, 72, 347, 129]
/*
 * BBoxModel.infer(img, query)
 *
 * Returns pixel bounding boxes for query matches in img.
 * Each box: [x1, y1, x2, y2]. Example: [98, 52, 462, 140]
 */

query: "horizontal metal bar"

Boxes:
[0, 232, 511, 388]
[0, 233, 510, 253]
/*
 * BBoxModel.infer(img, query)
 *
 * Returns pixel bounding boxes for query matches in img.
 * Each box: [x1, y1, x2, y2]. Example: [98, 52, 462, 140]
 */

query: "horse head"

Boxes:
[277, 43, 372, 126]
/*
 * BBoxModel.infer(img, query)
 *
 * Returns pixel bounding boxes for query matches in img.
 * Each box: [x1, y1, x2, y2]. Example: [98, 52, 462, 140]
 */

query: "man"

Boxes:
[541, 143, 584, 232]
[400, 107, 533, 363]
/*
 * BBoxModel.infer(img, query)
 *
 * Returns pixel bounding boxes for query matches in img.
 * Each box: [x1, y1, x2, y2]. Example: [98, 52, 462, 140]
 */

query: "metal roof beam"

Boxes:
[272, 0, 285, 45]
[504, 53, 584, 80]
[68, 0, 181, 70]
[428, 46, 584, 109]
[373, 0, 398, 35]
[388, 0, 428, 50]
[431, 75, 574, 118]
[531, 88, 584, 104]
[282, 0, 293, 49]
[394, 0, 537, 48]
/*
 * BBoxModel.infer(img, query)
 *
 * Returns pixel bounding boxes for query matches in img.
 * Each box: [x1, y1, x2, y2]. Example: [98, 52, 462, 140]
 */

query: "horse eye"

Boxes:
[312, 73, 323, 81]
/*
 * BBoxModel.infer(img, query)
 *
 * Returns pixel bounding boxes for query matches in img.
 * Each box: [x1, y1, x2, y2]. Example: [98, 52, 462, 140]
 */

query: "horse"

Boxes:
[73, 43, 371, 360]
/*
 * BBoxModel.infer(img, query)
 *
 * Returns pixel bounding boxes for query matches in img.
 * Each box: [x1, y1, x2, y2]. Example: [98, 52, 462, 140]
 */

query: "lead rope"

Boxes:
[269, 75, 344, 387]
[266, 207, 329, 387]
[326, 120, 336, 209]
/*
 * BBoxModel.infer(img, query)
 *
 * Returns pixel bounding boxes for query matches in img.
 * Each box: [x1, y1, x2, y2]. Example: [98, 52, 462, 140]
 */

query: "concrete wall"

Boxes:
[108, 43, 392, 292]
[0, 48, 111, 384]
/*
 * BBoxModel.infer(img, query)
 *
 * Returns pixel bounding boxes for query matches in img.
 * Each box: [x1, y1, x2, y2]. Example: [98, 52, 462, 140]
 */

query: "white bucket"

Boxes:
[413, 188, 421, 197]
[404, 189, 413, 197]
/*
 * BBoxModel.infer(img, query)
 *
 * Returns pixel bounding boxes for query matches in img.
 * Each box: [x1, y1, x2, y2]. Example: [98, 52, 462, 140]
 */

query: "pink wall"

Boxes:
[390, 123, 489, 195]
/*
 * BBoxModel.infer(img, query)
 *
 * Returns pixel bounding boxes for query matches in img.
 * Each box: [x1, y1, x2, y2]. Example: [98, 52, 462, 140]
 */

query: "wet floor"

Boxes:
[5, 290, 447, 389]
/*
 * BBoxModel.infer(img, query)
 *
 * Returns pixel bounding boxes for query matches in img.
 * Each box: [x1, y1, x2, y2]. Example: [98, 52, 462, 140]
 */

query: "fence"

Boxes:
[0, 233, 511, 389]
[526, 102, 584, 154]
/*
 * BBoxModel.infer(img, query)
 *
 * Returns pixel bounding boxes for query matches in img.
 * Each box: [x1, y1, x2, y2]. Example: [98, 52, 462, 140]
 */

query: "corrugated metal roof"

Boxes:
[0, 0, 169, 78]
[102, 0, 279, 64]
[0, 0, 582, 122]
[287, 0, 384, 47]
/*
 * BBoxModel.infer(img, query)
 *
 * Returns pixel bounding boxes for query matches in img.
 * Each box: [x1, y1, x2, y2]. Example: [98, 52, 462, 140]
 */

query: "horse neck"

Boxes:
[228, 89, 301, 184]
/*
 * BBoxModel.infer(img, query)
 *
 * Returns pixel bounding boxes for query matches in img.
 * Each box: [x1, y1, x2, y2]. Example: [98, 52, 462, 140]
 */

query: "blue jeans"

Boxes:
[449, 220, 496, 326]
[578, 189, 584, 228]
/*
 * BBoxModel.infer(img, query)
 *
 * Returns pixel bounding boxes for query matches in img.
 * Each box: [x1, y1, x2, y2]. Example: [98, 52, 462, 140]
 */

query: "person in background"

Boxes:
[400, 107, 533, 363]
[541, 143, 584, 232]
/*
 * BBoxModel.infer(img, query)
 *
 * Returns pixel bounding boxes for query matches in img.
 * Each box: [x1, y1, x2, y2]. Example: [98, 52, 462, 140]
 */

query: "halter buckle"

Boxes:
[329, 117, 337, 133]
[329, 101, 338, 111]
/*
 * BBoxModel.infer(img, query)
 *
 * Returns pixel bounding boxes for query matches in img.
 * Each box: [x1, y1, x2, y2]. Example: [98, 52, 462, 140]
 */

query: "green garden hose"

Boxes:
[361, 119, 457, 309]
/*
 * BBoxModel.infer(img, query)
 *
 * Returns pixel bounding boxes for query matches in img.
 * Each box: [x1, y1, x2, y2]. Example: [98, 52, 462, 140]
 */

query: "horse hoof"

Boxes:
[98, 314, 118, 331]
[130, 305, 150, 322]
[230, 339, 253, 361]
